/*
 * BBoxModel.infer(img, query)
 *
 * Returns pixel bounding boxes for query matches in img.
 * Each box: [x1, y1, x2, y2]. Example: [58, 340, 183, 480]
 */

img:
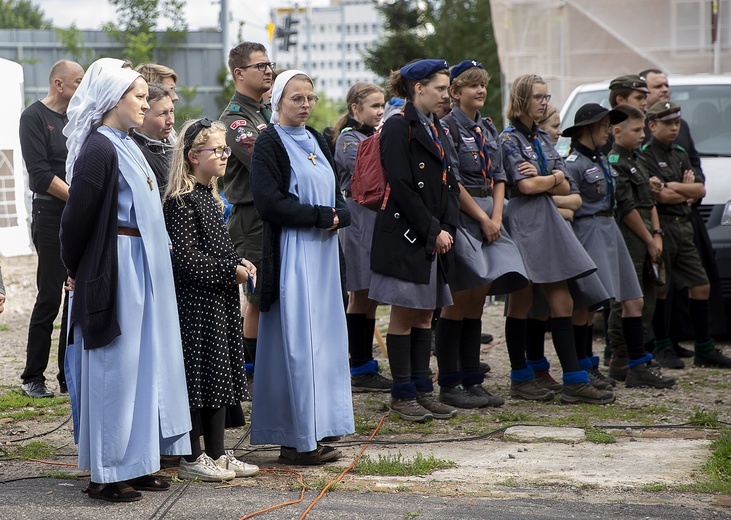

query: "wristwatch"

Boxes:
[653, 228, 665, 237]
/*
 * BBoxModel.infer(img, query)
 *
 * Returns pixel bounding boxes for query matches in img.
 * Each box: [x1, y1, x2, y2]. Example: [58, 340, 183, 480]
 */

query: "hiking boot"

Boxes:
[351, 372, 392, 393]
[465, 384, 505, 407]
[534, 369, 563, 392]
[588, 371, 613, 391]
[654, 346, 685, 369]
[626, 363, 676, 389]
[389, 398, 433, 422]
[416, 392, 458, 419]
[673, 343, 694, 358]
[694, 349, 731, 368]
[590, 367, 616, 388]
[481, 332, 494, 344]
[510, 379, 555, 401]
[439, 385, 490, 409]
[214, 450, 259, 477]
[560, 383, 615, 405]
[608, 345, 628, 382]
[178, 453, 236, 482]
[479, 361, 491, 374]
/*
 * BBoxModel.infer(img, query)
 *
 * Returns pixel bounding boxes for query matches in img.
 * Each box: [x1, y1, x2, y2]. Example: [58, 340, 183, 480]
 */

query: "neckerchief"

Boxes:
[428, 121, 448, 184]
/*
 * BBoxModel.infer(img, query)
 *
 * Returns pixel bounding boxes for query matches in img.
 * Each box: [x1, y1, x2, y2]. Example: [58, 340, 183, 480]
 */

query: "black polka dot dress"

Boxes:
[163, 183, 249, 409]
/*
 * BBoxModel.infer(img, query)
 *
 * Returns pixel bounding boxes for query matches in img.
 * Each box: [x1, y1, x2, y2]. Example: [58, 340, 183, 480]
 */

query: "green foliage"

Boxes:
[13, 441, 56, 460]
[174, 86, 204, 131]
[216, 65, 235, 110]
[354, 452, 455, 476]
[688, 409, 720, 427]
[307, 92, 343, 134]
[584, 425, 616, 444]
[703, 430, 731, 483]
[0, 0, 51, 29]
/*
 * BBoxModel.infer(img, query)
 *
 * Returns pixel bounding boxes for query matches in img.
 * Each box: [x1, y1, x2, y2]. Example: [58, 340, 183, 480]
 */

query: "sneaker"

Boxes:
[21, 381, 54, 398]
[560, 383, 615, 405]
[626, 363, 676, 389]
[655, 346, 685, 369]
[694, 349, 731, 368]
[590, 367, 616, 388]
[178, 453, 236, 482]
[479, 361, 491, 374]
[534, 369, 563, 392]
[215, 450, 259, 477]
[465, 384, 504, 407]
[351, 372, 392, 392]
[510, 379, 555, 401]
[278, 445, 340, 466]
[673, 343, 695, 358]
[608, 345, 628, 382]
[439, 385, 489, 409]
[389, 398, 433, 422]
[416, 392, 458, 419]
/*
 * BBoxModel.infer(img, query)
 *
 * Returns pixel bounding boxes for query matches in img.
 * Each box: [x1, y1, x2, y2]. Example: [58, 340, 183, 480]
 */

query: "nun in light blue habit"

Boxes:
[249, 70, 354, 465]
[61, 64, 191, 496]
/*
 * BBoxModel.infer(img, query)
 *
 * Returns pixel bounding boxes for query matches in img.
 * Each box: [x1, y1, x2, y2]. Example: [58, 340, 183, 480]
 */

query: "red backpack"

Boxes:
[351, 128, 390, 211]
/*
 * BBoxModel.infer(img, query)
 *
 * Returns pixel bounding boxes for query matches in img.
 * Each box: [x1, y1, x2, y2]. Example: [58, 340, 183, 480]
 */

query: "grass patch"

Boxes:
[703, 430, 731, 483]
[403, 512, 422, 518]
[354, 452, 455, 476]
[546, 404, 669, 427]
[493, 410, 535, 423]
[0, 324, 10, 331]
[688, 409, 720, 427]
[307, 474, 341, 492]
[495, 476, 520, 487]
[641, 482, 669, 492]
[0, 390, 69, 422]
[41, 471, 78, 480]
[585, 426, 616, 444]
[13, 441, 56, 460]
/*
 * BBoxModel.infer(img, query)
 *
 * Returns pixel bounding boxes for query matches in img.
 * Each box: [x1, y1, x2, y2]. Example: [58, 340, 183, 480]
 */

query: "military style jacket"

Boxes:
[609, 143, 655, 220]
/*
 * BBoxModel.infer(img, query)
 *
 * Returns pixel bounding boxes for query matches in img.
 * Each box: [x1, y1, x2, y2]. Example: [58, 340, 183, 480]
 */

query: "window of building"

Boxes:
[355, 61, 361, 70]
[354, 24, 359, 34]
[346, 24, 351, 34]
[346, 43, 351, 52]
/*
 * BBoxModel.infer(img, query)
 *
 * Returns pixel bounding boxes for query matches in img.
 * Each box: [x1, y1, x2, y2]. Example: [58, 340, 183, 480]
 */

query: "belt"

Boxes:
[342, 189, 352, 198]
[576, 209, 614, 219]
[118, 227, 141, 237]
[658, 214, 688, 225]
[465, 186, 493, 198]
[33, 193, 62, 202]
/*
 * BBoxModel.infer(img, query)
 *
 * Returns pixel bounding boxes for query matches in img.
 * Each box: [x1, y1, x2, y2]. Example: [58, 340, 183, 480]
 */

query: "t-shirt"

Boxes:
[19, 100, 68, 200]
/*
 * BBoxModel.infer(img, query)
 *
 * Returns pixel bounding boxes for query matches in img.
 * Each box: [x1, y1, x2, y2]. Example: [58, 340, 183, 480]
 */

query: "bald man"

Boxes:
[19, 59, 84, 398]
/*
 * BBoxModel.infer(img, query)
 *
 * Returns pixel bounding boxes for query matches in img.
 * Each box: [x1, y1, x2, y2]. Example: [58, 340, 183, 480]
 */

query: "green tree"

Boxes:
[363, 0, 425, 79]
[308, 91, 342, 134]
[55, 24, 94, 66]
[0, 0, 51, 29]
[174, 85, 204, 132]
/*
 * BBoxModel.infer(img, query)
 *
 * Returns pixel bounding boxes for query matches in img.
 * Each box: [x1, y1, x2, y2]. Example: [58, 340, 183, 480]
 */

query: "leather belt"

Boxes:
[33, 193, 60, 202]
[118, 227, 141, 237]
[576, 209, 614, 219]
[658, 214, 688, 225]
[465, 186, 493, 198]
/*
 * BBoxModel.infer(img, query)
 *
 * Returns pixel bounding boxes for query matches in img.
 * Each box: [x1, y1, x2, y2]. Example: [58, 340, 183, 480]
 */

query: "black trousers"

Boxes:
[21, 200, 68, 385]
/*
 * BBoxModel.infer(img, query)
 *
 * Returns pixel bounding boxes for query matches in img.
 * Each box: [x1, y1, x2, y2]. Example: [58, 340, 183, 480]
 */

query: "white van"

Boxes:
[558, 75, 731, 301]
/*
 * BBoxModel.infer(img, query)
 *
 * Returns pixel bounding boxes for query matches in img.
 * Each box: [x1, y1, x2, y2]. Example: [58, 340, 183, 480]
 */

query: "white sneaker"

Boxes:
[178, 453, 236, 482]
[215, 450, 259, 477]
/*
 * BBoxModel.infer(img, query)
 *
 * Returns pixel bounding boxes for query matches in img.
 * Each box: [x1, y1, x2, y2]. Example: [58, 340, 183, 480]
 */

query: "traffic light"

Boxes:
[266, 23, 275, 42]
[275, 14, 299, 52]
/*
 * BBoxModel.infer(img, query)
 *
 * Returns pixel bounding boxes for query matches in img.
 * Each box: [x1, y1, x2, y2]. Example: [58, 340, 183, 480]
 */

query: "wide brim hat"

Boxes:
[562, 103, 628, 137]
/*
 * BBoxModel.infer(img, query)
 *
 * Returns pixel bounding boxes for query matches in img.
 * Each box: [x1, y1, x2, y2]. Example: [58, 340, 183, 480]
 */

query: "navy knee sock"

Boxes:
[505, 317, 527, 371]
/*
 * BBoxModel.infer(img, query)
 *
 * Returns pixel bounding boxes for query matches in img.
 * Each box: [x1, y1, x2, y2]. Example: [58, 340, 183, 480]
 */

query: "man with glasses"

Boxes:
[220, 42, 275, 382]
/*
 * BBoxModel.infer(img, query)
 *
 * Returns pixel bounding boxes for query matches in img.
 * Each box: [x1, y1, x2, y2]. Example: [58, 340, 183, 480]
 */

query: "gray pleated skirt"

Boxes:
[369, 258, 453, 310]
[339, 198, 376, 292]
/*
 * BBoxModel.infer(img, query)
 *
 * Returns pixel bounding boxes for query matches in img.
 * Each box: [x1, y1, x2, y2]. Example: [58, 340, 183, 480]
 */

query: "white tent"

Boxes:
[0, 58, 31, 257]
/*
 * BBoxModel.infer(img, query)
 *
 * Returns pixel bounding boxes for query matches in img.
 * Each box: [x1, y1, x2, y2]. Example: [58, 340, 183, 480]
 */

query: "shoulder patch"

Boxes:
[257, 123, 267, 131]
[230, 119, 247, 130]
[566, 153, 578, 163]
[608, 154, 619, 164]
[228, 103, 241, 113]
[340, 126, 353, 135]
[641, 143, 649, 151]
[675, 144, 687, 153]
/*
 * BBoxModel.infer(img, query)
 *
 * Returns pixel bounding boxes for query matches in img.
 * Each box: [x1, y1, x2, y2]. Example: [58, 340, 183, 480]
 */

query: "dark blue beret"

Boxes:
[450, 60, 484, 82]
[400, 59, 449, 80]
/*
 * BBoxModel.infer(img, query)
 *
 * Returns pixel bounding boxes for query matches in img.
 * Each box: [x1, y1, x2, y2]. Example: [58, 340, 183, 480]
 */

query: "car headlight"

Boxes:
[722, 201, 731, 226]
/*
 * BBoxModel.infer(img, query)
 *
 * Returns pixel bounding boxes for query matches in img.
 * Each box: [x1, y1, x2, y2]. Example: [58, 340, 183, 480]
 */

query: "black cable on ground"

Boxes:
[147, 480, 191, 520]
[0, 414, 71, 443]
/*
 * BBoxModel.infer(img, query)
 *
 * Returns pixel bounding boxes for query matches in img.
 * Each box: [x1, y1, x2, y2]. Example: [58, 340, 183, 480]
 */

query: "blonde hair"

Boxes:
[135, 62, 178, 84]
[332, 82, 385, 144]
[506, 74, 546, 121]
[537, 103, 558, 127]
[165, 119, 226, 211]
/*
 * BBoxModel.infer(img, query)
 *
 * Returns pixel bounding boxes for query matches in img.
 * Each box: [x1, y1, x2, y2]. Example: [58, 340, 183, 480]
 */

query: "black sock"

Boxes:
[460, 318, 482, 377]
[573, 324, 587, 360]
[387, 334, 411, 384]
[652, 298, 669, 341]
[200, 407, 226, 460]
[410, 327, 433, 381]
[505, 317, 527, 371]
[689, 298, 711, 344]
[347, 313, 369, 368]
[586, 324, 595, 358]
[435, 318, 462, 386]
[623, 316, 646, 360]
[364, 318, 376, 361]
[525, 318, 547, 361]
[185, 409, 203, 462]
[553, 317, 580, 373]
[243, 337, 257, 365]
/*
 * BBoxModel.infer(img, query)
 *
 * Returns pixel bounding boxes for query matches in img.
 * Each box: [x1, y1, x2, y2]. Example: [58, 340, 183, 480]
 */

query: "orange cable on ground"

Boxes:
[27, 458, 77, 467]
[239, 468, 306, 520]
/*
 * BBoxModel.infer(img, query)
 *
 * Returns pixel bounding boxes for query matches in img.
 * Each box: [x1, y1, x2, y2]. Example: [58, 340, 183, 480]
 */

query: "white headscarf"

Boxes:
[270, 69, 313, 125]
[64, 66, 142, 183]
[64, 58, 126, 183]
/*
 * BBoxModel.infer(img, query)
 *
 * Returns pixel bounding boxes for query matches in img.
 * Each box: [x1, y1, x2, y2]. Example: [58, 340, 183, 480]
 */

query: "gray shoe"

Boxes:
[464, 384, 505, 407]
[590, 367, 616, 388]
[655, 345, 685, 369]
[626, 363, 676, 389]
[534, 369, 563, 392]
[389, 398, 433, 422]
[351, 372, 393, 392]
[560, 382, 615, 405]
[439, 385, 489, 409]
[416, 392, 457, 419]
[510, 379, 555, 401]
[21, 381, 54, 398]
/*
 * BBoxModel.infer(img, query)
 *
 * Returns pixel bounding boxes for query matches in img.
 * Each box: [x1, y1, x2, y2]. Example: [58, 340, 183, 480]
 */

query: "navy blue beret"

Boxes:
[450, 60, 484, 82]
[400, 59, 449, 80]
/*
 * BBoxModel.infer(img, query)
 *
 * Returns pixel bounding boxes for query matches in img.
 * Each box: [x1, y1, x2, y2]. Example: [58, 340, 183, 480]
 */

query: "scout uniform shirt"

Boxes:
[610, 143, 655, 226]
[565, 142, 617, 218]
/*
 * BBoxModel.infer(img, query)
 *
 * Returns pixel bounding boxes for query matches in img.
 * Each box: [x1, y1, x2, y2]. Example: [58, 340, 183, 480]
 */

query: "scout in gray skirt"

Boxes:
[563, 103, 675, 390]
[434, 60, 529, 409]
[500, 74, 614, 405]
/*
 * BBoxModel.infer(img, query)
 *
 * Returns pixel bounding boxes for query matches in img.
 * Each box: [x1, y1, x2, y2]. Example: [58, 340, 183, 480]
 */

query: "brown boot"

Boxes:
[608, 345, 628, 381]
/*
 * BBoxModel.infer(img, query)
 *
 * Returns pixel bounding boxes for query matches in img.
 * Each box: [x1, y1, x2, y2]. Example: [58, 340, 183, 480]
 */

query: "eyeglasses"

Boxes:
[286, 95, 319, 107]
[532, 94, 552, 103]
[240, 62, 276, 72]
[199, 146, 232, 158]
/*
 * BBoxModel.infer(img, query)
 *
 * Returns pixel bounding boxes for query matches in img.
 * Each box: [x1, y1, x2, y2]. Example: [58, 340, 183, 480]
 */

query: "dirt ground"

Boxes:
[1, 253, 730, 515]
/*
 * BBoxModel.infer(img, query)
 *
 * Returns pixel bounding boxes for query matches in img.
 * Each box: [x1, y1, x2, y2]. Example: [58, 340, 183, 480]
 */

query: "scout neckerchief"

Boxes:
[532, 133, 550, 176]
[597, 151, 616, 209]
[472, 123, 492, 185]
[428, 121, 448, 184]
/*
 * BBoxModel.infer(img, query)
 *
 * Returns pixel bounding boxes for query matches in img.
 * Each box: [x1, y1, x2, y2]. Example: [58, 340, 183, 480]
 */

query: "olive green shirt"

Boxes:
[609, 143, 655, 220]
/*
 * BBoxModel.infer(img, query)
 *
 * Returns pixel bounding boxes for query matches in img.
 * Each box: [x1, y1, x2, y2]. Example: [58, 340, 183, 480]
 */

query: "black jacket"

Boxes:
[370, 103, 460, 284]
[250, 124, 350, 311]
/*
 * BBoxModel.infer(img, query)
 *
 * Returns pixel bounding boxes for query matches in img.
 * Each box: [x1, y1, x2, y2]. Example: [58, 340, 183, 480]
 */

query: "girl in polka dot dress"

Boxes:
[164, 118, 259, 482]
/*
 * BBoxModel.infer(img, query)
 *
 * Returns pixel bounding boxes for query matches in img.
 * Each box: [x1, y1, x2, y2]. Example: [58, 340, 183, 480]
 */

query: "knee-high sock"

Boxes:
[525, 318, 547, 361]
[553, 317, 580, 373]
[347, 313, 369, 368]
[386, 333, 411, 384]
[689, 298, 711, 344]
[505, 317, 527, 371]
[435, 318, 462, 388]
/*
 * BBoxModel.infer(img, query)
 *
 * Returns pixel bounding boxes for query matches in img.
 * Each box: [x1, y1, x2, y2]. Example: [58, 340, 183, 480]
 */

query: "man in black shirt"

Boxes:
[19, 59, 84, 398]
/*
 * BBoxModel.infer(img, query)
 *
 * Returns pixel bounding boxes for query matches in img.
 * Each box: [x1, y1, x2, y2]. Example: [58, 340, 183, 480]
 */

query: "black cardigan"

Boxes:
[250, 125, 350, 311]
[60, 131, 121, 349]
